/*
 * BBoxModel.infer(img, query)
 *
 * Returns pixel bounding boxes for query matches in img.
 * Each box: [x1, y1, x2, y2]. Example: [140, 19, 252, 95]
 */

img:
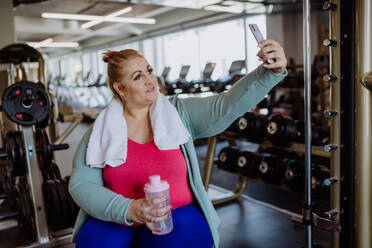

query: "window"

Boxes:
[162, 29, 200, 81]
[47, 58, 60, 80]
[198, 19, 246, 80]
[97, 49, 106, 76]
[82, 53, 92, 79]
[113, 41, 140, 51]
[142, 39, 156, 70]
[48, 15, 267, 87]
[154, 36, 166, 76]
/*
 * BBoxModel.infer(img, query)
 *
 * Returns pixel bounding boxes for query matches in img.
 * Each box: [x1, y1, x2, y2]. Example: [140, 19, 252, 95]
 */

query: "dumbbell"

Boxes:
[228, 112, 267, 142]
[258, 153, 283, 184]
[236, 150, 261, 178]
[217, 147, 240, 173]
[265, 115, 301, 145]
[292, 121, 328, 146]
[283, 159, 304, 192]
[284, 160, 326, 194]
[312, 167, 330, 199]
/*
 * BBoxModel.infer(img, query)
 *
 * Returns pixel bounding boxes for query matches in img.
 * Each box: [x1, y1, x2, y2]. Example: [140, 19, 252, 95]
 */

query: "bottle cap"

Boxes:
[144, 175, 169, 193]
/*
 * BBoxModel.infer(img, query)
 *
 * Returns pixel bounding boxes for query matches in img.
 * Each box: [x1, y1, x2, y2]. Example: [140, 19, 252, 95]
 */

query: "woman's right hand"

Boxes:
[126, 198, 172, 232]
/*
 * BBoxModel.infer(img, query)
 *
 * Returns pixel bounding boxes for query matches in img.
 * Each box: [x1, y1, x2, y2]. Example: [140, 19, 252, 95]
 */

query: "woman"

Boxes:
[69, 39, 287, 248]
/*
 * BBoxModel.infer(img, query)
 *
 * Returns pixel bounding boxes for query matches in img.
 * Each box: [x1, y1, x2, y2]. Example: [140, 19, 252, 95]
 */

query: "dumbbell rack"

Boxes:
[201, 131, 331, 205]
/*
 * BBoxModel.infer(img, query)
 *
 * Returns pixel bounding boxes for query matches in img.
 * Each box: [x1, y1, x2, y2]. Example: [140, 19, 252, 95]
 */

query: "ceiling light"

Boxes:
[42, 12, 155, 25]
[161, 0, 222, 8]
[30, 38, 53, 49]
[42, 13, 101, 21]
[196, 0, 222, 8]
[221, 1, 237, 6]
[161, 0, 190, 8]
[223, 1, 262, 8]
[81, 6, 132, 29]
[27, 41, 79, 48]
[204, 5, 243, 13]
[111, 17, 156, 24]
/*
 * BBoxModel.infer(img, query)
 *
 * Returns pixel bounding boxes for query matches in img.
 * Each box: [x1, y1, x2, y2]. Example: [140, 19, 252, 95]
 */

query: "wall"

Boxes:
[0, 0, 16, 48]
[267, 10, 329, 66]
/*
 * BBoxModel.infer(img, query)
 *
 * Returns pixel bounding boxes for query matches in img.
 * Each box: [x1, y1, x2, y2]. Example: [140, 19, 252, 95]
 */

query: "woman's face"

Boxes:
[114, 55, 158, 108]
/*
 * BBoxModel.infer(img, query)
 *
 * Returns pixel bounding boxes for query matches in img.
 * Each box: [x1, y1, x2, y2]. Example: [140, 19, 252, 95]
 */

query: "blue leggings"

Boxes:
[76, 205, 213, 248]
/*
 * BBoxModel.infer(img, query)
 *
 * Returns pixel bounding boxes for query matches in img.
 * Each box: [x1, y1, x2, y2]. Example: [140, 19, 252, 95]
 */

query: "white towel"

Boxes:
[86, 91, 191, 168]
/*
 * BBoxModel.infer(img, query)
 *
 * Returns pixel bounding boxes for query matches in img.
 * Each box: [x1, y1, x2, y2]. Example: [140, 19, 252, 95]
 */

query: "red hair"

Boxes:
[102, 49, 144, 100]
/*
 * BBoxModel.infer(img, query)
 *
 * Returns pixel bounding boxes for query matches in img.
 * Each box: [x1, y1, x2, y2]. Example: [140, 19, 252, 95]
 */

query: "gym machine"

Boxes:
[209, 60, 246, 93]
[186, 62, 216, 94]
[164, 65, 191, 95]
[0, 43, 82, 247]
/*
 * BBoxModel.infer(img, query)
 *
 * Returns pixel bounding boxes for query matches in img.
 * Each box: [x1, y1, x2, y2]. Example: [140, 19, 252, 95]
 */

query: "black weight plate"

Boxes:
[50, 163, 69, 228]
[43, 179, 63, 231]
[13, 131, 25, 166]
[64, 176, 80, 220]
[50, 163, 62, 180]
[3, 167, 15, 206]
[2, 81, 51, 126]
[61, 175, 79, 227]
[54, 178, 70, 229]
[35, 129, 52, 171]
[18, 184, 35, 242]
[11, 131, 26, 176]
[61, 177, 77, 227]
[4, 132, 17, 171]
[8, 182, 20, 211]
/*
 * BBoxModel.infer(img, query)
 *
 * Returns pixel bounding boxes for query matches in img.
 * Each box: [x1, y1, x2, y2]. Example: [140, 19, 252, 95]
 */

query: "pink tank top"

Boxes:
[103, 139, 193, 211]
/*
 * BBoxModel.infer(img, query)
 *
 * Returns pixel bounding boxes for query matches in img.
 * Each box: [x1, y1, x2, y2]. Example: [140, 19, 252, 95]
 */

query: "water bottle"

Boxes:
[143, 175, 173, 235]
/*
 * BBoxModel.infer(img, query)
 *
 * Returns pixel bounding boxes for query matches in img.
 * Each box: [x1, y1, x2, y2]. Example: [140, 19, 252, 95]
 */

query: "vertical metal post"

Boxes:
[355, 0, 372, 247]
[243, 17, 249, 72]
[202, 136, 217, 190]
[328, 1, 342, 247]
[303, 0, 312, 247]
[23, 127, 50, 244]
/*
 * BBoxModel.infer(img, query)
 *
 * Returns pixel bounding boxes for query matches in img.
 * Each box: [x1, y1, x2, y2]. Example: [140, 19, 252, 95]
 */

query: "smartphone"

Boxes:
[248, 24, 274, 64]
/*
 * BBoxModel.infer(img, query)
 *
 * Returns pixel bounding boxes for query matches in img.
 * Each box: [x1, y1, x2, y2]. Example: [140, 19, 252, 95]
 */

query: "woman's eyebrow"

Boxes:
[131, 70, 141, 77]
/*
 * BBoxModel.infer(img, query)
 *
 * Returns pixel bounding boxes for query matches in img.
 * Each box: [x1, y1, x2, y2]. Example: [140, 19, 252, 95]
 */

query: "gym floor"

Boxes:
[0, 122, 332, 248]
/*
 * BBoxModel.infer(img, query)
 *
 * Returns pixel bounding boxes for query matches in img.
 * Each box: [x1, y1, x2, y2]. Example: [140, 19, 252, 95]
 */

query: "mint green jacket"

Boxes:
[69, 66, 287, 247]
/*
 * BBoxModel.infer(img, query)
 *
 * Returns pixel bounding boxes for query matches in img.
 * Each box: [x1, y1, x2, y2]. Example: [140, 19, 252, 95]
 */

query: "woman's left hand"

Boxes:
[257, 39, 287, 74]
